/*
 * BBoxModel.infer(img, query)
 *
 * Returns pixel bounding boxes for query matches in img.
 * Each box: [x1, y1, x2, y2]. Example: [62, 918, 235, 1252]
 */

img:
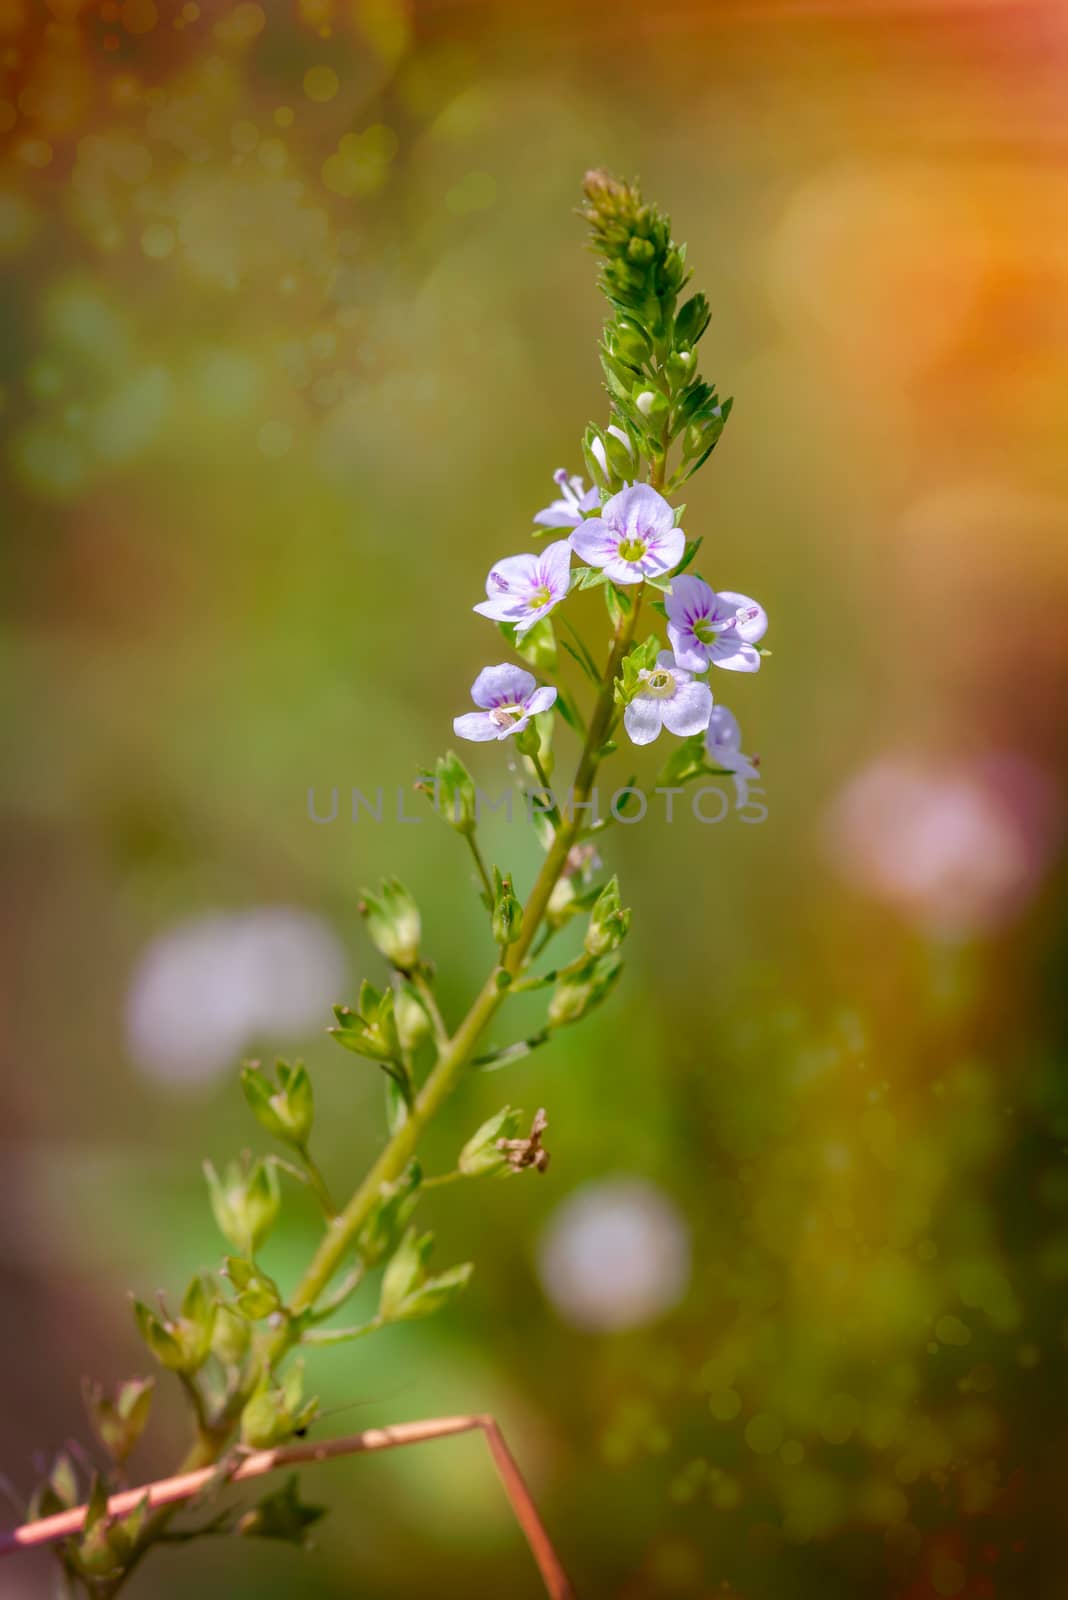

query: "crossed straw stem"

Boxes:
[0, 1416, 575, 1599]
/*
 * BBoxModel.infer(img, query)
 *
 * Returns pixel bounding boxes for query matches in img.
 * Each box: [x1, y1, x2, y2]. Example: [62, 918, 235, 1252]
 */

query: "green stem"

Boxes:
[463, 829, 495, 904]
[409, 965, 450, 1052]
[527, 751, 563, 833]
[421, 1169, 468, 1190]
[298, 1147, 338, 1219]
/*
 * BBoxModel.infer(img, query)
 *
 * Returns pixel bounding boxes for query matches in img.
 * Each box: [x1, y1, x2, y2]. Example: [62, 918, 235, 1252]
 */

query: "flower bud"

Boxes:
[224, 1256, 283, 1320]
[548, 951, 624, 1028]
[329, 985, 402, 1065]
[241, 1363, 318, 1450]
[357, 1162, 421, 1267]
[492, 869, 522, 948]
[212, 1303, 252, 1367]
[204, 1156, 281, 1254]
[674, 292, 710, 348]
[379, 1226, 473, 1323]
[394, 979, 432, 1054]
[633, 383, 669, 426]
[608, 318, 652, 367]
[240, 1058, 314, 1149]
[82, 1377, 155, 1467]
[458, 1106, 524, 1177]
[584, 876, 631, 957]
[417, 750, 477, 834]
[132, 1275, 216, 1375]
[359, 877, 421, 970]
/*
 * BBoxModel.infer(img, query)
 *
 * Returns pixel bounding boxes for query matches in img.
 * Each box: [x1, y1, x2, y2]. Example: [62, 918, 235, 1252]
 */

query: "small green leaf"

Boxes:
[237, 1475, 326, 1546]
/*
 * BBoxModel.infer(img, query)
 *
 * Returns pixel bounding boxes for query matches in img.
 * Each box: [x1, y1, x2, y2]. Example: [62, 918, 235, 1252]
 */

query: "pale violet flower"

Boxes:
[570, 483, 684, 585]
[126, 909, 347, 1088]
[705, 704, 761, 806]
[624, 650, 712, 746]
[453, 663, 557, 742]
[534, 469, 599, 528]
[666, 575, 767, 673]
[472, 539, 571, 637]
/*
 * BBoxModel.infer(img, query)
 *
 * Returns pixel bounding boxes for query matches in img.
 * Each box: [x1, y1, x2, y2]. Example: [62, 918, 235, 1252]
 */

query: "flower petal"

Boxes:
[708, 636, 761, 673]
[662, 680, 713, 737]
[604, 483, 676, 540]
[666, 621, 708, 675]
[470, 662, 537, 708]
[512, 602, 554, 637]
[705, 704, 742, 756]
[473, 596, 528, 623]
[623, 696, 664, 746]
[717, 590, 767, 644]
[656, 649, 692, 682]
[484, 552, 540, 599]
[538, 539, 573, 594]
[533, 501, 578, 528]
[601, 554, 648, 585]
[453, 711, 501, 742]
[569, 519, 618, 568]
[525, 685, 558, 716]
[640, 524, 686, 577]
[665, 573, 716, 628]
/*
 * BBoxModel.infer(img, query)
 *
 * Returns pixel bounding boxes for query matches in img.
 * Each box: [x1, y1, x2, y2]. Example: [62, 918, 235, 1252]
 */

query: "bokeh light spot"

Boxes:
[303, 65, 339, 103]
[708, 1387, 742, 1422]
[140, 222, 175, 259]
[820, 1393, 859, 1445]
[931, 1558, 967, 1596]
[745, 1413, 783, 1455]
[18, 137, 52, 167]
[213, 3, 265, 43]
[445, 169, 496, 216]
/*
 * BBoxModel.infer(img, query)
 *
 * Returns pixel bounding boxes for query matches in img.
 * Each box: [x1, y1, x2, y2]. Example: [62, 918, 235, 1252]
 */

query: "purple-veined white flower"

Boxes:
[453, 663, 558, 743]
[472, 539, 571, 637]
[570, 484, 685, 585]
[705, 704, 761, 806]
[534, 469, 599, 528]
[623, 650, 712, 746]
[666, 574, 767, 673]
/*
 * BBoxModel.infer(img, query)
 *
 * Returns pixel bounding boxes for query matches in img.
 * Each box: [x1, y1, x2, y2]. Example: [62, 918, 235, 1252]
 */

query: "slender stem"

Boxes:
[504, 587, 642, 976]
[421, 1169, 468, 1190]
[527, 752, 563, 833]
[408, 966, 450, 1052]
[298, 1147, 338, 1219]
[463, 829, 495, 904]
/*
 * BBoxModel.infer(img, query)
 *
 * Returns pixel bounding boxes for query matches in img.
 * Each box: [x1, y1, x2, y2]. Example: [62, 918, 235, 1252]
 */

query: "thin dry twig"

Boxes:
[0, 1416, 574, 1598]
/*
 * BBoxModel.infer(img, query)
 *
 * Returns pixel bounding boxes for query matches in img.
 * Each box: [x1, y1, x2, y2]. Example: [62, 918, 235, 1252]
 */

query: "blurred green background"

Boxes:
[2, 2, 1067, 1597]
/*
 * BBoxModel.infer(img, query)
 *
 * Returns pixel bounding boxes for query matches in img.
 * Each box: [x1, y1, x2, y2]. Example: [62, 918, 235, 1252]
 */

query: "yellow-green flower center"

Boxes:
[528, 584, 552, 609]
[643, 668, 675, 698]
[617, 536, 647, 563]
[490, 704, 524, 729]
[693, 618, 717, 644]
